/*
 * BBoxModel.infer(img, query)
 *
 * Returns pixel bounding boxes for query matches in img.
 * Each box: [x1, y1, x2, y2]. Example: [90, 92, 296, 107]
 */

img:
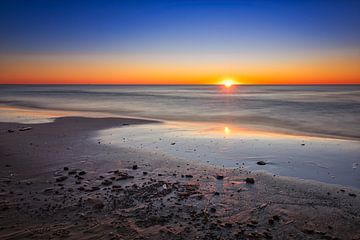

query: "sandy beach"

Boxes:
[0, 116, 359, 240]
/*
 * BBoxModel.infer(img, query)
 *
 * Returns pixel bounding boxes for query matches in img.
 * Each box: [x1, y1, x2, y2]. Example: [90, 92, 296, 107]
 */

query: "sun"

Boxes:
[222, 79, 236, 88]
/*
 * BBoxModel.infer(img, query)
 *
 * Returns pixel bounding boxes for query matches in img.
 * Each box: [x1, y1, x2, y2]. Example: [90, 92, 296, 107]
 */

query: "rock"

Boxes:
[63, 167, 69, 171]
[78, 171, 86, 175]
[245, 178, 255, 184]
[7, 129, 14, 133]
[272, 215, 280, 221]
[101, 179, 112, 186]
[170, 142, 176, 145]
[216, 175, 224, 180]
[91, 186, 100, 191]
[115, 172, 132, 180]
[209, 207, 216, 213]
[256, 161, 266, 165]
[19, 127, 32, 131]
[68, 170, 77, 175]
[143, 171, 148, 175]
[214, 192, 220, 196]
[349, 193, 357, 197]
[132, 165, 138, 170]
[185, 175, 193, 178]
[56, 176, 68, 182]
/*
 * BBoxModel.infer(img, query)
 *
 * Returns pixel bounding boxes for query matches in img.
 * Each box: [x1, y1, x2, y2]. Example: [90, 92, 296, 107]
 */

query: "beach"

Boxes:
[0, 116, 359, 239]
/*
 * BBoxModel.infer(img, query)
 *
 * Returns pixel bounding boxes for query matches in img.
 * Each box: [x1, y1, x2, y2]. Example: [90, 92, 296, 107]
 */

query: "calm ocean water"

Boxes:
[0, 85, 359, 140]
[1, 84, 359, 187]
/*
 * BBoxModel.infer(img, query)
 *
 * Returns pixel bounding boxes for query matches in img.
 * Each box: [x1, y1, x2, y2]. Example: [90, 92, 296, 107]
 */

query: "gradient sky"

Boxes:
[0, 0, 359, 84]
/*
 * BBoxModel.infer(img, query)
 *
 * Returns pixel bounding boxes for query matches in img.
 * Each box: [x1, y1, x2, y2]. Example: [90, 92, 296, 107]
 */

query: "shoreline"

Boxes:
[0, 116, 359, 239]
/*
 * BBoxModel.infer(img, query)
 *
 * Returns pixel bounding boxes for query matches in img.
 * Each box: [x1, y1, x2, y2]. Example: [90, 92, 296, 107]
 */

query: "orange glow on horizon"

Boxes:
[0, 51, 359, 84]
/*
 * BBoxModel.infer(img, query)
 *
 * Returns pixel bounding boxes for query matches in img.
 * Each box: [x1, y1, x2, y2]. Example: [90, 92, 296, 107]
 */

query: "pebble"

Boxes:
[245, 178, 255, 184]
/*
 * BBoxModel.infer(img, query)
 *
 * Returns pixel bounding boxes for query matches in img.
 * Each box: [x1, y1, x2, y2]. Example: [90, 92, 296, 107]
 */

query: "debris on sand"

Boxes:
[19, 127, 32, 131]
[245, 177, 255, 184]
[101, 179, 112, 186]
[256, 161, 267, 165]
[55, 176, 68, 182]
[348, 193, 357, 197]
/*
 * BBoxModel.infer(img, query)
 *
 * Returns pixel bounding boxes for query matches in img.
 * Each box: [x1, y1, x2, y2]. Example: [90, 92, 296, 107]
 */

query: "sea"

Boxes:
[1, 84, 359, 187]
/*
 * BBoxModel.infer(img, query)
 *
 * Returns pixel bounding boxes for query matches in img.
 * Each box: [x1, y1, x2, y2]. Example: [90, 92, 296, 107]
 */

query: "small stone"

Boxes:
[68, 170, 77, 175]
[132, 165, 138, 170]
[171, 142, 176, 145]
[56, 176, 68, 182]
[63, 167, 69, 171]
[216, 175, 224, 180]
[143, 171, 148, 175]
[78, 171, 86, 175]
[209, 207, 216, 213]
[349, 193, 357, 197]
[272, 215, 280, 221]
[7, 129, 14, 133]
[19, 127, 32, 131]
[214, 192, 220, 196]
[101, 179, 112, 186]
[245, 178, 255, 184]
[185, 175, 193, 178]
[256, 161, 266, 165]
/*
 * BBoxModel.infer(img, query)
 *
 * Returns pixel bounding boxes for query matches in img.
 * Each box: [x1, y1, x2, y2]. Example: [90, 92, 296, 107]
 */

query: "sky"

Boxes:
[0, 0, 359, 84]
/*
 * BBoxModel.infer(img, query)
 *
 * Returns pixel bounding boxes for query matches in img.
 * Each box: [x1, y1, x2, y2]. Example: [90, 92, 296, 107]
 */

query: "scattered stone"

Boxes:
[68, 170, 77, 175]
[214, 192, 220, 196]
[216, 175, 224, 180]
[348, 193, 357, 197]
[19, 127, 32, 131]
[56, 176, 68, 182]
[245, 178, 255, 184]
[256, 161, 266, 165]
[170, 142, 176, 145]
[143, 171, 148, 175]
[101, 179, 112, 186]
[185, 174, 193, 178]
[63, 167, 69, 171]
[78, 171, 86, 175]
[132, 165, 138, 170]
[272, 215, 280, 221]
[209, 207, 216, 213]
[7, 129, 14, 133]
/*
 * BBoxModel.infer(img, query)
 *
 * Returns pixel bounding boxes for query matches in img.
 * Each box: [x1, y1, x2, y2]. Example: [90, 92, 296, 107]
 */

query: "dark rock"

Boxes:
[56, 176, 68, 182]
[78, 171, 86, 175]
[214, 192, 220, 196]
[19, 127, 32, 131]
[216, 175, 224, 180]
[68, 170, 77, 175]
[349, 193, 357, 197]
[143, 171, 148, 175]
[101, 179, 112, 186]
[256, 161, 267, 165]
[63, 167, 69, 171]
[272, 215, 280, 221]
[185, 174, 193, 178]
[170, 142, 176, 145]
[268, 219, 274, 225]
[7, 129, 14, 133]
[245, 178, 255, 184]
[209, 207, 216, 213]
[132, 165, 138, 170]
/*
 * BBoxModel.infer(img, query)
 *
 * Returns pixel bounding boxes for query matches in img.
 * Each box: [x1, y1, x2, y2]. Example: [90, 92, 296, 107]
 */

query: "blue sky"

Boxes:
[0, 0, 359, 53]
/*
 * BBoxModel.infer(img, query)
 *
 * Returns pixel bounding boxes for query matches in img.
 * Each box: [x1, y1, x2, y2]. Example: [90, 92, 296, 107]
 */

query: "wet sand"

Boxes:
[0, 117, 359, 240]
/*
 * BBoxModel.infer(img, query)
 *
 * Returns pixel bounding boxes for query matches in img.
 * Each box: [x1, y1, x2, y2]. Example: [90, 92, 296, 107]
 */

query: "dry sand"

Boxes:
[0, 117, 359, 240]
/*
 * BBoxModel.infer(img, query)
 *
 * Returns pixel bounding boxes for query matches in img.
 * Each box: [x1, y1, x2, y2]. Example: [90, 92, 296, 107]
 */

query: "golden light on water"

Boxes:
[220, 78, 238, 88]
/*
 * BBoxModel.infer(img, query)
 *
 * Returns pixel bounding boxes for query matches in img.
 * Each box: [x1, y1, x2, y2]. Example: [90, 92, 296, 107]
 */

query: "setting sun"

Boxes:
[222, 79, 237, 88]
